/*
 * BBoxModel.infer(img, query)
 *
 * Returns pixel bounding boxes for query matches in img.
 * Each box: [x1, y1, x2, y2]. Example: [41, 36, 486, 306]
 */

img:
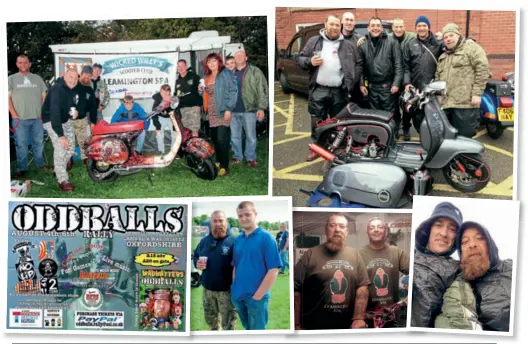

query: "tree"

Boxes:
[228, 217, 241, 229]
[192, 214, 209, 226]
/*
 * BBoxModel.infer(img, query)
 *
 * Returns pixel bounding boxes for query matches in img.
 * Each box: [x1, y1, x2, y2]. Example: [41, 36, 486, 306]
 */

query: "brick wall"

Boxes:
[275, 7, 516, 79]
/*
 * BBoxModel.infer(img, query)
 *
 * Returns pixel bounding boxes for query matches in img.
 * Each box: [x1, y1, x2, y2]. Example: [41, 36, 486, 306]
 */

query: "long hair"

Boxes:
[203, 53, 225, 75]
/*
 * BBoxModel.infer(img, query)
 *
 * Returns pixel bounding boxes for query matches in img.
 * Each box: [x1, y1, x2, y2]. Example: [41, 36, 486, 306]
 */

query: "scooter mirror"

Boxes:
[170, 96, 180, 109]
[426, 80, 446, 93]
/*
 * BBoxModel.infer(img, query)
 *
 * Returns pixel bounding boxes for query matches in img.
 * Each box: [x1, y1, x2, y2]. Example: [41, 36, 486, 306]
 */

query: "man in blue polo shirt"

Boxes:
[231, 201, 282, 330]
[278, 222, 290, 275]
[193, 210, 237, 330]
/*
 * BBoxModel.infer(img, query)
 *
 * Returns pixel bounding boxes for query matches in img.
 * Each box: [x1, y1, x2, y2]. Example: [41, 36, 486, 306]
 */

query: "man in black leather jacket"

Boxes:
[456, 221, 512, 332]
[358, 17, 403, 117]
[411, 201, 463, 328]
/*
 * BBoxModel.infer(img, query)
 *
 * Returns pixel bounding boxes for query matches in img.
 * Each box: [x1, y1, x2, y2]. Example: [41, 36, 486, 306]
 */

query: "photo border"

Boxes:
[291, 206, 412, 335]
[406, 195, 520, 337]
[189, 195, 294, 335]
[2, 197, 193, 337]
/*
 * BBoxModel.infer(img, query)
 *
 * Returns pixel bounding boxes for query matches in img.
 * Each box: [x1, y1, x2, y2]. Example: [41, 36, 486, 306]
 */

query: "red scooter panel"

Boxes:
[92, 120, 145, 135]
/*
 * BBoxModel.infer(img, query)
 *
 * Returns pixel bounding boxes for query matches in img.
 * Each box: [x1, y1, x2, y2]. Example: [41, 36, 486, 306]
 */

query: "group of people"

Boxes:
[298, 13, 489, 161]
[139, 288, 184, 331]
[192, 201, 285, 330]
[412, 202, 512, 331]
[8, 49, 269, 191]
[8, 56, 109, 191]
[294, 213, 409, 330]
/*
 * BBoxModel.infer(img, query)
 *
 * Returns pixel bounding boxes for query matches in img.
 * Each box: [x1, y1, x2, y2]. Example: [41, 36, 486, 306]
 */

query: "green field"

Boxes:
[190, 230, 291, 331]
[12, 137, 269, 198]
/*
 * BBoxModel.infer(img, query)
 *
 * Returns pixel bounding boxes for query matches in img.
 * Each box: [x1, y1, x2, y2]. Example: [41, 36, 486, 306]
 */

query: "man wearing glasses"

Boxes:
[294, 213, 371, 330]
[193, 210, 237, 331]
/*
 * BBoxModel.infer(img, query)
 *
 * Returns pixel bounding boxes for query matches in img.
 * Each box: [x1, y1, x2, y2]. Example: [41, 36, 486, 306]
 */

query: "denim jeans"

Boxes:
[155, 116, 175, 153]
[230, 112, 257, 161]
[279, 249, 289, 273]
[12, 118, 44, 171]
[135, 131, 146, 152]
[231, 296, 269, 330]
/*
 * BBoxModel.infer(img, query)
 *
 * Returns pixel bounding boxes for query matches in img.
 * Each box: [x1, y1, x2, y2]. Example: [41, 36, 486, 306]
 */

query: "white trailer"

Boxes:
[49, 30, 243, 122]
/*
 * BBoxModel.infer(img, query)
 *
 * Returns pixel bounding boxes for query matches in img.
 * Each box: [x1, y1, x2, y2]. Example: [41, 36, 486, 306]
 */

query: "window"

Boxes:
[288, 36, 303, 59]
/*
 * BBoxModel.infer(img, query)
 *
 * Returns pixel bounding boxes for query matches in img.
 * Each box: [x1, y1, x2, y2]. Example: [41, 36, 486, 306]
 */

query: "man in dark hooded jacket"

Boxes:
[411, 201, 463, 328]
[358, 17, 403, 116]
[456, 221, 512, 332]
[297, 14, 362, 161]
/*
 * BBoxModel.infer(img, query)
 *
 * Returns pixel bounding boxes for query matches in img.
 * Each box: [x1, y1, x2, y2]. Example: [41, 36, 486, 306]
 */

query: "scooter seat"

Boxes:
[92, 120, 145, 135]
[340, 103, 394, 122]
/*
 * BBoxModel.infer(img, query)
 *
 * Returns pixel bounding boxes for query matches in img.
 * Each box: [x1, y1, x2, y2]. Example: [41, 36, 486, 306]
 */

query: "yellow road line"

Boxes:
[274, 123, 287, 128]
[507, 127, 514, 132]
[274, 133, 312, 146]
[275, 157, 325, 174]
[273, 105, 289, 118]
[482, 144, 514, 158]
[472, 129, 488, 140]
[273, 171, 324, 182]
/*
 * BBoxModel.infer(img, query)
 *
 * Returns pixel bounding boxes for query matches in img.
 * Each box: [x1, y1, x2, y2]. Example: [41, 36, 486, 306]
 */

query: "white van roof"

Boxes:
[50, 30, 231, 54]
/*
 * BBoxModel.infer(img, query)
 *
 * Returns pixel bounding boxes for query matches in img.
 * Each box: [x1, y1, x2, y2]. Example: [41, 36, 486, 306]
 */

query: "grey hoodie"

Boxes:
[315, 29, 344, 87]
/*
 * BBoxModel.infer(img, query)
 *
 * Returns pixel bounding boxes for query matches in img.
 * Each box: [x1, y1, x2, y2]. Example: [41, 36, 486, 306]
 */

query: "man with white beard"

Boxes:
[294, 213, 370, 330]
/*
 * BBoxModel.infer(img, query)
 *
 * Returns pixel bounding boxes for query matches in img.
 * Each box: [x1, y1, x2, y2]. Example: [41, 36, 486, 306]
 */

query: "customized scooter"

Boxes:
[86, 94, 217, 183]
[480, 72, 515, 139]
[302, 80, 491, 208]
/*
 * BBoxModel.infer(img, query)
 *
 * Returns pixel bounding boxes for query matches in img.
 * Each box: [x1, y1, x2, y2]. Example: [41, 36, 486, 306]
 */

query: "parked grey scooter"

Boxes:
[305, 80, 491, 208]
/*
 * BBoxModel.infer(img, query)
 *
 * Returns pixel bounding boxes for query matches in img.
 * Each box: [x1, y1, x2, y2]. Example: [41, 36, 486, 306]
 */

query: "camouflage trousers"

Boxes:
[43, 120, 75, 183]
[203, 288, 237, 330]
[180, 106, 201, 132]
[72, 117, 90, 159]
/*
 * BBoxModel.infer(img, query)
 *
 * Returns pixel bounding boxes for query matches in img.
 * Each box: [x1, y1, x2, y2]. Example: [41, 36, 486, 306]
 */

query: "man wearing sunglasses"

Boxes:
[193, 210, 237, 331]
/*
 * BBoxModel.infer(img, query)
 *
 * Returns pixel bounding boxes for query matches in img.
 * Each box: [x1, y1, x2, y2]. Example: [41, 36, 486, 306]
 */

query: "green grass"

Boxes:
[12, 137, 269, 198]
[190, 274, 290, 331]
[190, 229, 290, 331]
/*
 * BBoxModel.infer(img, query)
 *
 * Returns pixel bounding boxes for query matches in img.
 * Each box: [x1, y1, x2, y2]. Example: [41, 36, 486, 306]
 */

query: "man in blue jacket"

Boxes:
[110, 95, 149, 152]
[193, 210, 237, 331]
[231, 201, 282, 330]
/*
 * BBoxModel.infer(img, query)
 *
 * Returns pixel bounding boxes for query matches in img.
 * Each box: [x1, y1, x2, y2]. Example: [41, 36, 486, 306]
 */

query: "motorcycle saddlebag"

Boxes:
[485, 80, 511, 96]
[317, 162, 407, 208]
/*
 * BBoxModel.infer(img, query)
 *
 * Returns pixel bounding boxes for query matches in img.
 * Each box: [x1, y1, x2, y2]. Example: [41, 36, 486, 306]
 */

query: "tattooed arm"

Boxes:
[351, 285, 369, 328]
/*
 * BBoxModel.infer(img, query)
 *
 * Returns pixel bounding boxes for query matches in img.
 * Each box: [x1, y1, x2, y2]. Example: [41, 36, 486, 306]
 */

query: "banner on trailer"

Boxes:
[56, 52, 179, 99]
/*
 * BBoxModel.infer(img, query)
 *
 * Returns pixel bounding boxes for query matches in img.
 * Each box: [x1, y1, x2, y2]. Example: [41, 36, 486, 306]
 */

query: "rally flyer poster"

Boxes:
[5, 200, 191, 335]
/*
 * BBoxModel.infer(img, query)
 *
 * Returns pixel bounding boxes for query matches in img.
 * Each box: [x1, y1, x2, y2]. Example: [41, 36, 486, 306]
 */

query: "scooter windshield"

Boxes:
[421, 101, 445, 163]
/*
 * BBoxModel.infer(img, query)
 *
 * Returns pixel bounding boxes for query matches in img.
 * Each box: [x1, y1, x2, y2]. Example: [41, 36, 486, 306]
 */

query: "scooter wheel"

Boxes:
[442, 154, 490, 193]
[86, 160, 119, 183]
[485, 122, 504, 139]
[191, 272, 201, 288]
[186, 155, 217, 180]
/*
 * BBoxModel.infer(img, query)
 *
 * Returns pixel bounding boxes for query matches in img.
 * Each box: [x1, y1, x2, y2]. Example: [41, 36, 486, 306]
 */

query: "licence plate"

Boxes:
[498, 107, 514, 122]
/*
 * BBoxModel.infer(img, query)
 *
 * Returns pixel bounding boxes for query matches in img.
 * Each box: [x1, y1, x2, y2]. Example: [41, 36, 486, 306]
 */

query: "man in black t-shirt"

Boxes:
[175, 59, 203, 137]
[294, 213, 371, 330]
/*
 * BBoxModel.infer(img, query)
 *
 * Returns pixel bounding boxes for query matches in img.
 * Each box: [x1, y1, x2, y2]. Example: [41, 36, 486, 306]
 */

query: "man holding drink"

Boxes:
[297, 14, 362, 161]
[193, 210, 237, 330]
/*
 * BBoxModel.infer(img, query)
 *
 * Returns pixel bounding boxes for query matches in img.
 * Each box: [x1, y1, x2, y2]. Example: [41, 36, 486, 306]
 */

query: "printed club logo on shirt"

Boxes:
[373, 267, 389, 297]
[330, 270, 348, 304]
[17, 76, 38, 89]
[221, 245, 230, 255]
